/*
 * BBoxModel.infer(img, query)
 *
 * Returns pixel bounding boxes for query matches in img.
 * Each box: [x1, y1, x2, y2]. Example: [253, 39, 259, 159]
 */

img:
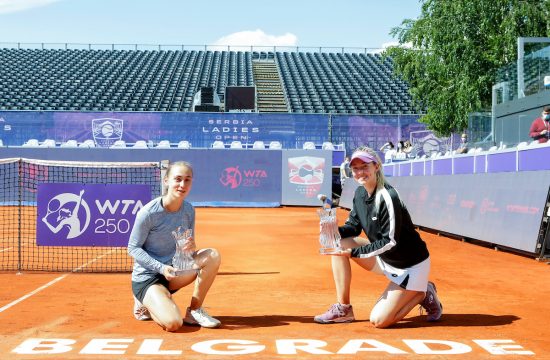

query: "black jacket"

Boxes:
[339, 183, 429, 269]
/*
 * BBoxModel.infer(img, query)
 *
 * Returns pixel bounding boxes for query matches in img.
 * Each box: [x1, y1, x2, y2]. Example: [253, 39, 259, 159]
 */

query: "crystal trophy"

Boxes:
[317, 207, 342, 255]
[171, 227, 195, 275]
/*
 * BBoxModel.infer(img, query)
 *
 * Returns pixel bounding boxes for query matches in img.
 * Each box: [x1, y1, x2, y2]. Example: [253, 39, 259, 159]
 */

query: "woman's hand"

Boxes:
[182, 237, 196, 252]
[163, 265, 178, 280]
[332, 248, 352, 257]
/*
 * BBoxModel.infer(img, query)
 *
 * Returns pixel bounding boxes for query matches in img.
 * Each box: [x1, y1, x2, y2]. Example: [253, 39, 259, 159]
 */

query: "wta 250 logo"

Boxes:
[220, 166, 267, 189]
[41, 190, 91, 239]
[37, 183, 151, 247]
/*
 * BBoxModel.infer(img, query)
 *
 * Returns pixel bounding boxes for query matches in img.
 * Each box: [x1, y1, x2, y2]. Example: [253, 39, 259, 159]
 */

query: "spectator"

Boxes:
[380, 142, 396, 163]
[529, 106, 550, 144]
[379, 141, 394, 153]
[402, 140, 414, 158]
[456, 133, 469, 154]
[394, 141, 407, 160]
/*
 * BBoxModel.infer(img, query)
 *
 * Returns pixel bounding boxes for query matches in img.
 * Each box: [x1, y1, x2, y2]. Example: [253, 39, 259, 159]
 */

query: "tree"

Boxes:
[385, 0, 550, 135]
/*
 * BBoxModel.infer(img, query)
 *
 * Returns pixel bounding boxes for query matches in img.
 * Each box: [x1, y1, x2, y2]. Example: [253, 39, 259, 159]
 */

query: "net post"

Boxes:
[17, 158, 22, 274]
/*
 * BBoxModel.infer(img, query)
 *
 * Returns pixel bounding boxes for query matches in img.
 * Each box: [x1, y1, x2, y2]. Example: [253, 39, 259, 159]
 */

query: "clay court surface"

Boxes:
[0, 207, 549, 359]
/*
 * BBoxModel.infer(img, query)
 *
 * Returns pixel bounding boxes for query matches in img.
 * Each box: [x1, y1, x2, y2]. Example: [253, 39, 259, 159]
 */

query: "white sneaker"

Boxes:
[183, 307, 221, 328]
[133, 296, 151, 321]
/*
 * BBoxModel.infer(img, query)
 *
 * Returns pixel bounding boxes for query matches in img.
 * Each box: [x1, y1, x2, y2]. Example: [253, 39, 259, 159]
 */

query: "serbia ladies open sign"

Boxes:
[36, 183, 151, 246]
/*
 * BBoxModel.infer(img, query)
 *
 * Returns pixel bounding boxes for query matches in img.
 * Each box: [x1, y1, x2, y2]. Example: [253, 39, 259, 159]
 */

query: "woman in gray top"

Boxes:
[128, 161, 221, 331]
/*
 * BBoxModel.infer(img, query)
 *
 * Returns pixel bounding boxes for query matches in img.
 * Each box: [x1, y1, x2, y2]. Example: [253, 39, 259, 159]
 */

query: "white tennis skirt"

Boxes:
[374, 256, 431, 292]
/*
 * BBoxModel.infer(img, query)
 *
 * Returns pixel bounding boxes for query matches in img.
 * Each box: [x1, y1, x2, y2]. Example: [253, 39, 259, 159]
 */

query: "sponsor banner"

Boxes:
[387, 171, 550, 254]
[37, 183, 151, 246]
[185, 150, 282, 205]
[331, 114, 426, 154]
[281, 150, 333, 206]
[0, 111, 330, 149]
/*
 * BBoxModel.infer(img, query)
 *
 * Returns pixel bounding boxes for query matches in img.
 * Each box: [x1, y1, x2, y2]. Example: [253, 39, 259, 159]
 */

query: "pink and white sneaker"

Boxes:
[421, 281, 443, 322]
[133, 296, 151, 321]
[314, 303, 355, 324]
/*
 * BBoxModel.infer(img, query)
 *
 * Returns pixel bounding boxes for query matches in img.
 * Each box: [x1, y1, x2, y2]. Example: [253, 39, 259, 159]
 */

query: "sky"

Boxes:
[0, 0, 422, 51]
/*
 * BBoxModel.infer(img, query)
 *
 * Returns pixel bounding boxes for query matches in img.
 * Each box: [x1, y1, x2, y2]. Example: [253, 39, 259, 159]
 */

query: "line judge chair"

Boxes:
[110, 140, 127, 148]
[252, 140, 265, 149]
[230, 141, 244, 149]
[321, 141, 335, 150]
[60, 140, 78, 148]
[132, 140, 148, 148]
[39, 139, 56, 148]
[177, 141, 191, 149]
[22, 139, 40, 147]
[156, 140, 171, 148]
[78, 139, 96, 148]
[212, 141, 225, 149]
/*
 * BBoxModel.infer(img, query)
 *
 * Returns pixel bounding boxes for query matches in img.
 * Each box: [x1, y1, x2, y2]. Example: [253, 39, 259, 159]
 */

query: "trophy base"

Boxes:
[319, 247, 342, 255]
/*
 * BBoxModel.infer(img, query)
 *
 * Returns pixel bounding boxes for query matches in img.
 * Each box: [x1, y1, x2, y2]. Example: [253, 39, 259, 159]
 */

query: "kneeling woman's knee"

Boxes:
[369, 311, 392, 329]
[369, 316, 391, 329]
[206, 248, 221, 266]
[163, 318, 182, 332]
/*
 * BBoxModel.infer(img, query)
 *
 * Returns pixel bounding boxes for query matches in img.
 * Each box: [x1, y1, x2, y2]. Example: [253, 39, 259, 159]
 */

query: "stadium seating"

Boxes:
[0, 48, 419, 115]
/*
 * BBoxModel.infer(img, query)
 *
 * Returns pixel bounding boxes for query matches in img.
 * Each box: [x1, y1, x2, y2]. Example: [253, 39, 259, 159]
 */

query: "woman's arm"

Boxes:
[127, 211, 166, 274]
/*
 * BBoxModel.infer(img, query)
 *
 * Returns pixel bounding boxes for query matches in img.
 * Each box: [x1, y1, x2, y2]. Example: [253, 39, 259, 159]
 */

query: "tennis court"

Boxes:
[1, 206, 549, 359]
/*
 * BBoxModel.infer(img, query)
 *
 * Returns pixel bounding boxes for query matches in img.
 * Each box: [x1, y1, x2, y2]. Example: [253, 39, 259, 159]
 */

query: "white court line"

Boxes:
[72, 250, 115, 272]
[0, 247, 12, 252]
[0, 274, 68, 313]
[0, 249, 116, 314]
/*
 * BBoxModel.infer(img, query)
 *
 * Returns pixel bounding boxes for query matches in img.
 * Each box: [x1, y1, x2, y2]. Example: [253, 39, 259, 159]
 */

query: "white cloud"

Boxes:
[0, 0, 61, 14]
[212, 29, 298, 50]
[370, 41, 413, 54]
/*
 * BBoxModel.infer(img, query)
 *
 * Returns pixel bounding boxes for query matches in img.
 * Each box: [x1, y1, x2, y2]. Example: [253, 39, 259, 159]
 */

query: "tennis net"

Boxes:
[0, 158, 162, 272]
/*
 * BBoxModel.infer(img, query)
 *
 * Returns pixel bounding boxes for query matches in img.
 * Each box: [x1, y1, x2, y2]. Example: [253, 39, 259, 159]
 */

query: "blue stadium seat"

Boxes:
[0, 47, 417, 114]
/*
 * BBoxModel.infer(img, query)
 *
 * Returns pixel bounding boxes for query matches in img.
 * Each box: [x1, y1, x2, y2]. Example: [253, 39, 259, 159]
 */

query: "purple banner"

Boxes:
[0, 111, 330, 150]
[37, 183, 151, 246]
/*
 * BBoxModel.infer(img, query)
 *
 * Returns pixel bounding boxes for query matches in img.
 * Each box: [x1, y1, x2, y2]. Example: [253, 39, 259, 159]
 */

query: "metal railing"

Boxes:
[0, 42, 385, 54]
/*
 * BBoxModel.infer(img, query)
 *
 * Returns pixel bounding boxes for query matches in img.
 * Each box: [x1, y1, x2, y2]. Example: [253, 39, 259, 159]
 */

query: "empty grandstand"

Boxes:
[0, 46, 421, 115]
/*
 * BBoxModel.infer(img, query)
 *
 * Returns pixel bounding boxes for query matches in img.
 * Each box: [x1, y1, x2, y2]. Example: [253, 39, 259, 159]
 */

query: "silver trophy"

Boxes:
[171, 227, 195, 275]
[317, 194, 342, 255]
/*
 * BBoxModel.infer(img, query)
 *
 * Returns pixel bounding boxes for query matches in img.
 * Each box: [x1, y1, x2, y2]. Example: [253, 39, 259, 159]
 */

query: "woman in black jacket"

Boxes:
[314, 146, 442, 328]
